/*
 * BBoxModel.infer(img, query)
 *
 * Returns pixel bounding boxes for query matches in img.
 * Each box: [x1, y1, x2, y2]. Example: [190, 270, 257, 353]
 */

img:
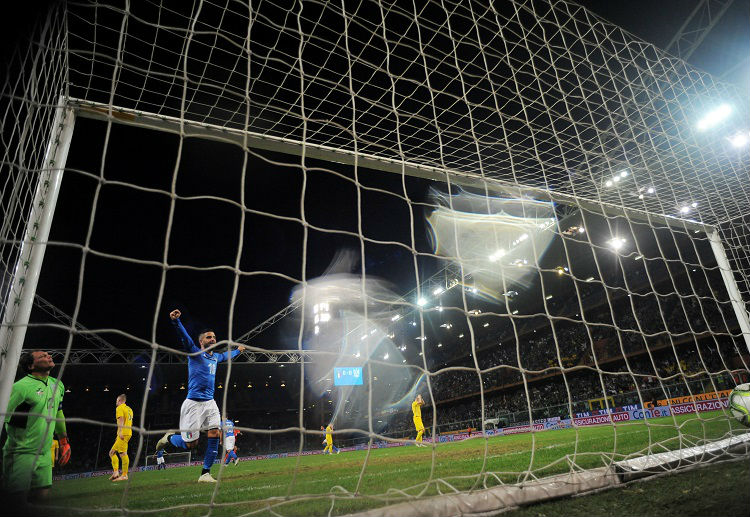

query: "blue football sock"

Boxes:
[169, 434, 188, 449]
[203, 437, 219, 471]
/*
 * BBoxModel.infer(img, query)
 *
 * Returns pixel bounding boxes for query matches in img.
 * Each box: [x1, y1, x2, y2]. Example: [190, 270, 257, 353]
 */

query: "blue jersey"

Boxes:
[223, 419, 235, 439]
[171, 318, 241, 401]
[156, 449, 165, 458]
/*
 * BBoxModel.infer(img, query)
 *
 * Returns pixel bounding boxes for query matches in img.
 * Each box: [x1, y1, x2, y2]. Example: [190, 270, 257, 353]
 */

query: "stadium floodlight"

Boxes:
[489, 249, 506, 262]
[680, 206, 691, 214]
[647, 187, 655, 194]
[697, 104, 732, 130]
[391, 314, 400, 321]
[578, 227, 585, 233]
[432, 286, 444, 296]
[383, 353, 389, 360]
[545, 294, 554, 300]
[437, 343, 442, 347]
[619, 170, 628, 177]
[483, 322, 489, 327]
[729, 131, 750, 148]
[605, 180, 613, 187]
[417, 297, 427, 306]
[608, 238, 626, 250]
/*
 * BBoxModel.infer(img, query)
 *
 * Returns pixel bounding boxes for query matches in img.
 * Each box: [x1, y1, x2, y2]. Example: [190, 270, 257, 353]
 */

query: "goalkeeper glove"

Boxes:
[58, 437, 71, 466]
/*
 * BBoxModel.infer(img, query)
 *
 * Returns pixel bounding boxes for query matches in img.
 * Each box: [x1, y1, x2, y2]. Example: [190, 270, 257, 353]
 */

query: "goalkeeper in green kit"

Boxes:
[2, 350, 70, 509]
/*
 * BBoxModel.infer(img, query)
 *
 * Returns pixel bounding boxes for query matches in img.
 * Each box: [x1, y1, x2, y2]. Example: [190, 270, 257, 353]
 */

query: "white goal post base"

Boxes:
[349, 434, 750, 517]
[614, 432, 750, 482]
[348, 468, 619, 517]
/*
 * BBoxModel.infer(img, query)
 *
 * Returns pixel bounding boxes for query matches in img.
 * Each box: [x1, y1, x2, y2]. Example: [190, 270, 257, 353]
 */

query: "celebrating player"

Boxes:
[2, 350, 70, 508]
[412, 394, 426, 447]
[321, 424, 340, 455]
[108, 394, 133, 482]
[221, 417, 240, 466]
[155, 309, 245, 483]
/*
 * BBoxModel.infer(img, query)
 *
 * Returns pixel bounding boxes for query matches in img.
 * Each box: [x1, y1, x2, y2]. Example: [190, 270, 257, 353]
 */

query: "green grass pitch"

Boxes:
[43, 411, 749, 516]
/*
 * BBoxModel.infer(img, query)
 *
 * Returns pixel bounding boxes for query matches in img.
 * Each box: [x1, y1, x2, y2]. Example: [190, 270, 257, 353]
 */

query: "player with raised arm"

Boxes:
[321, 424, 340, 455]
[412, 394, 426, 447]
[221, 417, 240, 466]
[108, 394, 133, 482]
[155, 309, 245, 483]
[2, 351, 70, 510]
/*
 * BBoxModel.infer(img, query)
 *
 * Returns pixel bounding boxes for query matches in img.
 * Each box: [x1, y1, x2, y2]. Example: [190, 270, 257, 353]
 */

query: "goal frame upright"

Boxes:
[0, 99, 75, 441]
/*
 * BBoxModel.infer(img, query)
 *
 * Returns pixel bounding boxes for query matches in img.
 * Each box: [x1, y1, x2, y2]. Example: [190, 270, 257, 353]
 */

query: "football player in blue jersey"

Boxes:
[155, 309, 245, 483]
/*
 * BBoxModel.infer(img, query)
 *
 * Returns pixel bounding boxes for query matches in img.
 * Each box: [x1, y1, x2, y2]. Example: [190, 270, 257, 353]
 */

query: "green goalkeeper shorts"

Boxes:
[2, 450, 52, 493]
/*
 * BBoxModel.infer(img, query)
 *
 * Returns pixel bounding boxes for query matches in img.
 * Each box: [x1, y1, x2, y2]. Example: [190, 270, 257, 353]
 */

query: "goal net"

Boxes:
[1, 0, 749, 515]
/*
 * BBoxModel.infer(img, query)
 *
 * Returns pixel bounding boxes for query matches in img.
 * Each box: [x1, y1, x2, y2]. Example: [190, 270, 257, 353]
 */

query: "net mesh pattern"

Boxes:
[1, 0, 749, 515]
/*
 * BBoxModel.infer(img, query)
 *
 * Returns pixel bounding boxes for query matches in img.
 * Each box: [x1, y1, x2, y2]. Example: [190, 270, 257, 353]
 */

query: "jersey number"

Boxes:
[208, 363, 217, 375]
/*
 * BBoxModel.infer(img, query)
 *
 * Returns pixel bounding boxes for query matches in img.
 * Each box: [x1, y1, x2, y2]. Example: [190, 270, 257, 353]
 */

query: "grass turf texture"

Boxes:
[41, 411, 749, 516]
[502, 456, 750, 517]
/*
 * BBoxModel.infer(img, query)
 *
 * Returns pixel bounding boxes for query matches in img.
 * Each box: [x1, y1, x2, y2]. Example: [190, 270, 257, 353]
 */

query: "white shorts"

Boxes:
[224, 436, 235, 451]
[156, 456, 165, 465]
[179, 398, 221, 442]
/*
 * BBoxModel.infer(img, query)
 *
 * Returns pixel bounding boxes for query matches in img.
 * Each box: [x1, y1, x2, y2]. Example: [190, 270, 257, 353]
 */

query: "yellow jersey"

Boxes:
[116, 403, 134, 437]
[51, 439, 59, 464]
[325, 425, 333, 443]
[412, 399, 422, 419]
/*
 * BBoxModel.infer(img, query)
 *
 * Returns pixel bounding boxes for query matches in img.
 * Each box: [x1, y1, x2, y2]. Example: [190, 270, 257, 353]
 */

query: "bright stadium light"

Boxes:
[680, 206, 691, 214]
[391, 314, 401, 321]
[605, 180, 613, 187]
[417, 297, 427, 306]
[383, 353, 389, 360]
[608, 238, 626, 250]
[697, 104, 732, 131]
[619, 170, 628, 177]
[489, 249, 506, 262]
[729, 131, 750, 148]
[578, 227, 585, 233]
[433, 286, 444, 295]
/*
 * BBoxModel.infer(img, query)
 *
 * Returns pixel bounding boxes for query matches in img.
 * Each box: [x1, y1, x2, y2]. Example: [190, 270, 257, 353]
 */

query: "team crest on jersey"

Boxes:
[36, 388, 45, 397]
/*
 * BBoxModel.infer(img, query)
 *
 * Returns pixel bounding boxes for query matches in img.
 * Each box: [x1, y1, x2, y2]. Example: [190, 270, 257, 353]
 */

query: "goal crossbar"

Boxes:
[69, 98, 714, 236]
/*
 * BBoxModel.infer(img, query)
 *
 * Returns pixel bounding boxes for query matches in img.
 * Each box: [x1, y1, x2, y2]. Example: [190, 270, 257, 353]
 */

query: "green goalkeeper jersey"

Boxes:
[3, 375, 64, 455]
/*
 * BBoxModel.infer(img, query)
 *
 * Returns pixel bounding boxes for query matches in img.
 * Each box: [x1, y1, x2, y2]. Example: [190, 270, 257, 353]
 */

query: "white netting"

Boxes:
[1, 0, 749, 515]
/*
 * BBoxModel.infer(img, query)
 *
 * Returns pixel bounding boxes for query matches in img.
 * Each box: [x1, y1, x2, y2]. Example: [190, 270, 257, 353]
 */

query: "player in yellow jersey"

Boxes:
[51, 439, 59, 468]
[108, 394, 133, 481]
[321, 424, 340, 454]
[412, 394, 426, 447]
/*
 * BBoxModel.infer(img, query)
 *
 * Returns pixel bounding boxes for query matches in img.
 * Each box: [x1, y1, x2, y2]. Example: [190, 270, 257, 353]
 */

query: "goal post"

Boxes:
[0, 100, 75, 441]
